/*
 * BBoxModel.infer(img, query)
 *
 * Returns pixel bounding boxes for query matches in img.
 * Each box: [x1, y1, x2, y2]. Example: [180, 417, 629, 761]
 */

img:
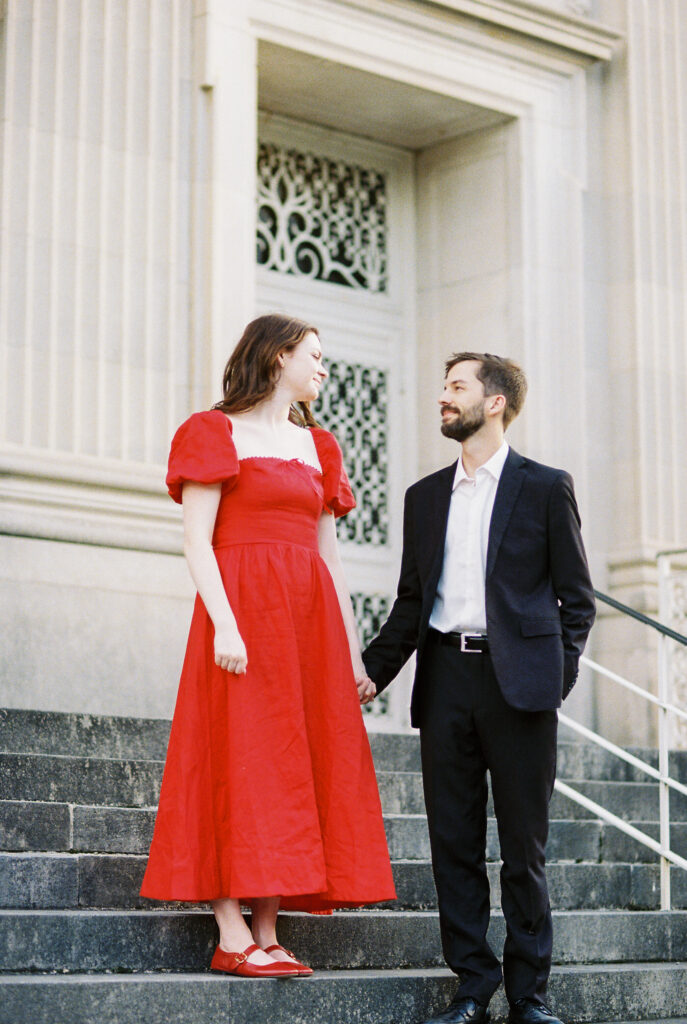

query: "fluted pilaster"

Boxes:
[0, 0, 194, 466]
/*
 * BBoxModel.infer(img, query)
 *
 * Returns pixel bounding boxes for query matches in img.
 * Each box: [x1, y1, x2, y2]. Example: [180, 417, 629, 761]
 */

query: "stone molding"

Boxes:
[0, 448, 181, 554]
[408, 0, 621, 60]
[291, 0, 623, 66]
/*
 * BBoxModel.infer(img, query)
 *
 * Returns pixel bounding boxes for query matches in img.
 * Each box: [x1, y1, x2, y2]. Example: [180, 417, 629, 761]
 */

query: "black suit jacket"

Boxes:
[363, 448, 596, 726]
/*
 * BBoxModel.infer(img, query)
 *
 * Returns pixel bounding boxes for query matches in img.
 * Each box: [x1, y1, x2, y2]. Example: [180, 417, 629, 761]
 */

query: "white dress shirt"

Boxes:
[429, 442, 509, 634]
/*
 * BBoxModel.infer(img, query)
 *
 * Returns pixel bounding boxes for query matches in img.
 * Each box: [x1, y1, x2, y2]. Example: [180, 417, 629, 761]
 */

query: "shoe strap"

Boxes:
[220, 942, 260, 969]
[263, 943, 296, 958]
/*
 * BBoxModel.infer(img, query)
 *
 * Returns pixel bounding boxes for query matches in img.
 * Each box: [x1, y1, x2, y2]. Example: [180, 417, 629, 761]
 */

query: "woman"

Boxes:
[140, 313, 396, 977]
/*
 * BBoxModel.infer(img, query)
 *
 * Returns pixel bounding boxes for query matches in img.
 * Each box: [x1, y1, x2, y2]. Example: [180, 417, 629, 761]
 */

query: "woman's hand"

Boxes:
[214, 627, 248, 675]
[355, 671, 377, 705]
[351, 654, 376, 704]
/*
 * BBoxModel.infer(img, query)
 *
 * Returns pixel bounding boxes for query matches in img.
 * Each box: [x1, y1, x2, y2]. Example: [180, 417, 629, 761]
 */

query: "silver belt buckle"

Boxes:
[460, 632, 483, 653]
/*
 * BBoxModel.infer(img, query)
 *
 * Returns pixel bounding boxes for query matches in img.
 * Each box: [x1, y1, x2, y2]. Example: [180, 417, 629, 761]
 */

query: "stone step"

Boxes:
[5, 708, 687, 784]
[1, 963, 686, 1024]
[556, 742, 662, 784]
[0, 710, 423, 774]
[0, 708, 172, 762]
[6, 799, 687, 865]
[4, 751, 686, 822]
[393, 778, 667, 823]
[391, 859, 687, 914]
[0, 752, 164, 809]
[0, 752, 418, 814]
[550, 780, 687, 821]
[0, 710, 423, 773]
[1, 908, 686, 974]
[0, 800, 74, 852]
[3, 853, 687, 911]
[600, 821, 687, 863]
[0, 753, 428, 814]
[391, 815, 687, 865]
[370, 731, 422, 772]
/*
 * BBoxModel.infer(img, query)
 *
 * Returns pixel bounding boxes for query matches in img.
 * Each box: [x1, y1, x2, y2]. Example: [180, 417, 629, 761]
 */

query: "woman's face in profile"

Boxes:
[279, 331, 328, 403]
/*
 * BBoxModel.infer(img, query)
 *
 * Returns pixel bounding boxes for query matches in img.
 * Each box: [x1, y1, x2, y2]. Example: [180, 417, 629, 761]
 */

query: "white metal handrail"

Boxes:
[554, 779, 687, 872]
[557, 588, 687, 910]
[580, 655, 687, 723]
[558, 709, 687, 798]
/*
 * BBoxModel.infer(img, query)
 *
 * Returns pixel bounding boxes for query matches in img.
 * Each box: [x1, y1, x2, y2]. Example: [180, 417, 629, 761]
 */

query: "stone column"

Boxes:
[591, 0, 687, 745]
[192, 0, 257, 403]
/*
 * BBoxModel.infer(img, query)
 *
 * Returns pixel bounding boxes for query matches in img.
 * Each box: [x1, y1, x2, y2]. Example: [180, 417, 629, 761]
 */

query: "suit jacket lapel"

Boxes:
[426, 462, 456, 595]
[486, 448, 527, 579]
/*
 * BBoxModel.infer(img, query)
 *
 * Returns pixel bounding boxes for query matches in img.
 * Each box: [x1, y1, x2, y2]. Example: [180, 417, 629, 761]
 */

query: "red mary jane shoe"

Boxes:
[263, 943, 314, 976]
[210, 942, 300, 977]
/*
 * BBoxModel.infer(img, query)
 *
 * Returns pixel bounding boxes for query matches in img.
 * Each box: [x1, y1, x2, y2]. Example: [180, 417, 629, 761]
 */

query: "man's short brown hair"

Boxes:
[445, 352, 527, 429]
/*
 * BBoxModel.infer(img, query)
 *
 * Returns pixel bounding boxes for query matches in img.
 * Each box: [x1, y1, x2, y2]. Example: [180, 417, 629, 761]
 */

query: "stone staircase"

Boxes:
[1, 708, 687, 1024]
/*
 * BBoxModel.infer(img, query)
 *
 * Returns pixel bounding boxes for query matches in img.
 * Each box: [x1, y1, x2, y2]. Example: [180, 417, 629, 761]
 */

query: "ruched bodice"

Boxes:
[212, 458, 323, 551]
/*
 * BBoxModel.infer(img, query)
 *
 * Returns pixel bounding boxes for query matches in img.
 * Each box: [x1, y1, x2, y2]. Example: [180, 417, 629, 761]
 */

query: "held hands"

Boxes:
[214, 627, 248, 675]
[352, 659, 376, 705]
[351, 653, 376, 705]
[357, 674, 377, 705]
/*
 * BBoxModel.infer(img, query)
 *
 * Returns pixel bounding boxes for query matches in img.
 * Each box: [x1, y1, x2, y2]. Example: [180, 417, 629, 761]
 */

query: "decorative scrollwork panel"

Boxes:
[316, 359, 389, 546]
[257, 141, 388, 293]
[351, 592, 392, 718]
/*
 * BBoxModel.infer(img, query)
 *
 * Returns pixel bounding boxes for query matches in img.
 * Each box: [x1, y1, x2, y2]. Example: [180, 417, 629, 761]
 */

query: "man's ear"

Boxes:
[487, 393, 506, 418]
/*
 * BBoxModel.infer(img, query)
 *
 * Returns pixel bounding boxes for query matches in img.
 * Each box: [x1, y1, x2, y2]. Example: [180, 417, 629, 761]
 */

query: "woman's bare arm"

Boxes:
[182, 482, 247, 675]
[317, 511, 376, 704]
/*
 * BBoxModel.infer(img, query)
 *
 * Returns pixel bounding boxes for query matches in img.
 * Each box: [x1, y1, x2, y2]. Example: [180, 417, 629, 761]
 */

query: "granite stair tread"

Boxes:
[2, 906, 686, 972]
[4, 751, 686, 821]
[5, 707, 687, 781]
[8, 799, 687, 864]
[4, 851, 687, 911]
[0, 963, 686, 1024]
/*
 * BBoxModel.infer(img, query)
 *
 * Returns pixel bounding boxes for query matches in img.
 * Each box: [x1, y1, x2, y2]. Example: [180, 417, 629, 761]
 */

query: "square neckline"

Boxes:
[237, 454, 323, 475]
[218, 411, 324, 475]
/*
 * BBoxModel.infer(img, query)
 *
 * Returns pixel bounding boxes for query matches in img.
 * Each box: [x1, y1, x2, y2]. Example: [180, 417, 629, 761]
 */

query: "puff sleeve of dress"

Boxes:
[166, 410, 239, 504]
[312, 428, 356, 518]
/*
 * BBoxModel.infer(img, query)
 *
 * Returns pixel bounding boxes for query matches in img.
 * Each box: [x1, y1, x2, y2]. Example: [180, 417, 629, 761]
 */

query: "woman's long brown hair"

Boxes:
[212, 313, 320, 427]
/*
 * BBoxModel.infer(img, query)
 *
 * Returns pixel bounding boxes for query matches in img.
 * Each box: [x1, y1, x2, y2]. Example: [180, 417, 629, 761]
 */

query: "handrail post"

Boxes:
[658, 554, 672, 909]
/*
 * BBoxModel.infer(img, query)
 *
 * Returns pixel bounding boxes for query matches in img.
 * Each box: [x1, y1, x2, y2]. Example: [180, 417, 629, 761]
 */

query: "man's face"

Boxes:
[439, 361, 488, 442]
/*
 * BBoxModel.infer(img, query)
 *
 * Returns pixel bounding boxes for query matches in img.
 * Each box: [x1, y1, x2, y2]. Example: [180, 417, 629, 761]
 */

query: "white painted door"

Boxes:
[255, 114, 417, 730]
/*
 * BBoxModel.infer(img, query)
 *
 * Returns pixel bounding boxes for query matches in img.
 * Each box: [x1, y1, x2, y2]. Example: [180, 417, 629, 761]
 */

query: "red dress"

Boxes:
[140, 410, 396, 910]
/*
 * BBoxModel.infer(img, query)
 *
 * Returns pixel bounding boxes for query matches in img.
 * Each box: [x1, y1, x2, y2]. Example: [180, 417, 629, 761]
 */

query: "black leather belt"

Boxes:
[431, 629, 489, 654]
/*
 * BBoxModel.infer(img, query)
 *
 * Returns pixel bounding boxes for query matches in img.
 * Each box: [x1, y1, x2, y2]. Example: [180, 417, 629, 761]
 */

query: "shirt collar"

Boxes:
[453, 441, 509, 490]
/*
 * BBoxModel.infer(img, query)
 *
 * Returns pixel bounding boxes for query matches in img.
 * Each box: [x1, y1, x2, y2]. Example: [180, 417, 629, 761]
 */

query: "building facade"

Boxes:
[1, 0, 686, 743]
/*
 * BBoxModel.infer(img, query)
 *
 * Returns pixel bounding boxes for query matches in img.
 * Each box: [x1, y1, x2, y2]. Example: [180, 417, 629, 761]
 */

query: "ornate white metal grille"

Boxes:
[257, 142, 388, 292]
[351, 592, 392, 718]
[256, 120, 414, 731]
[316, 359, 389, 546]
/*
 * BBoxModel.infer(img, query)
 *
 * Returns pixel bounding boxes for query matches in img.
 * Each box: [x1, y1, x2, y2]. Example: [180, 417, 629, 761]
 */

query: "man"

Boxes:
[363, 354, 595, 1024]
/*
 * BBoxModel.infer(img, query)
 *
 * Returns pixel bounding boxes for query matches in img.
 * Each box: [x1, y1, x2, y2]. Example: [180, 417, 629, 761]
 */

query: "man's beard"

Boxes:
[440, 401, 486, 442]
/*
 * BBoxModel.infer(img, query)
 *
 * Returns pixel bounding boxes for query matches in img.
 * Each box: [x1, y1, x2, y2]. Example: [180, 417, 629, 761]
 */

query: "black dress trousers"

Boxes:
[418, 632, 558, 1005]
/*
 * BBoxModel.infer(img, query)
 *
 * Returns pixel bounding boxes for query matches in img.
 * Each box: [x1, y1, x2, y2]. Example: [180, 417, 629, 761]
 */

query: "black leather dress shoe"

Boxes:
[421, 995, 490, 1024]
[507, 998, 564, 1024]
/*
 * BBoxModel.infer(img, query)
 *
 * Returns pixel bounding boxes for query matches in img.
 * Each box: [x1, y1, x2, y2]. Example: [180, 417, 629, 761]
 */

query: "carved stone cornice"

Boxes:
[0, 447, 181, 554]
[354, 0, 623, 62]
